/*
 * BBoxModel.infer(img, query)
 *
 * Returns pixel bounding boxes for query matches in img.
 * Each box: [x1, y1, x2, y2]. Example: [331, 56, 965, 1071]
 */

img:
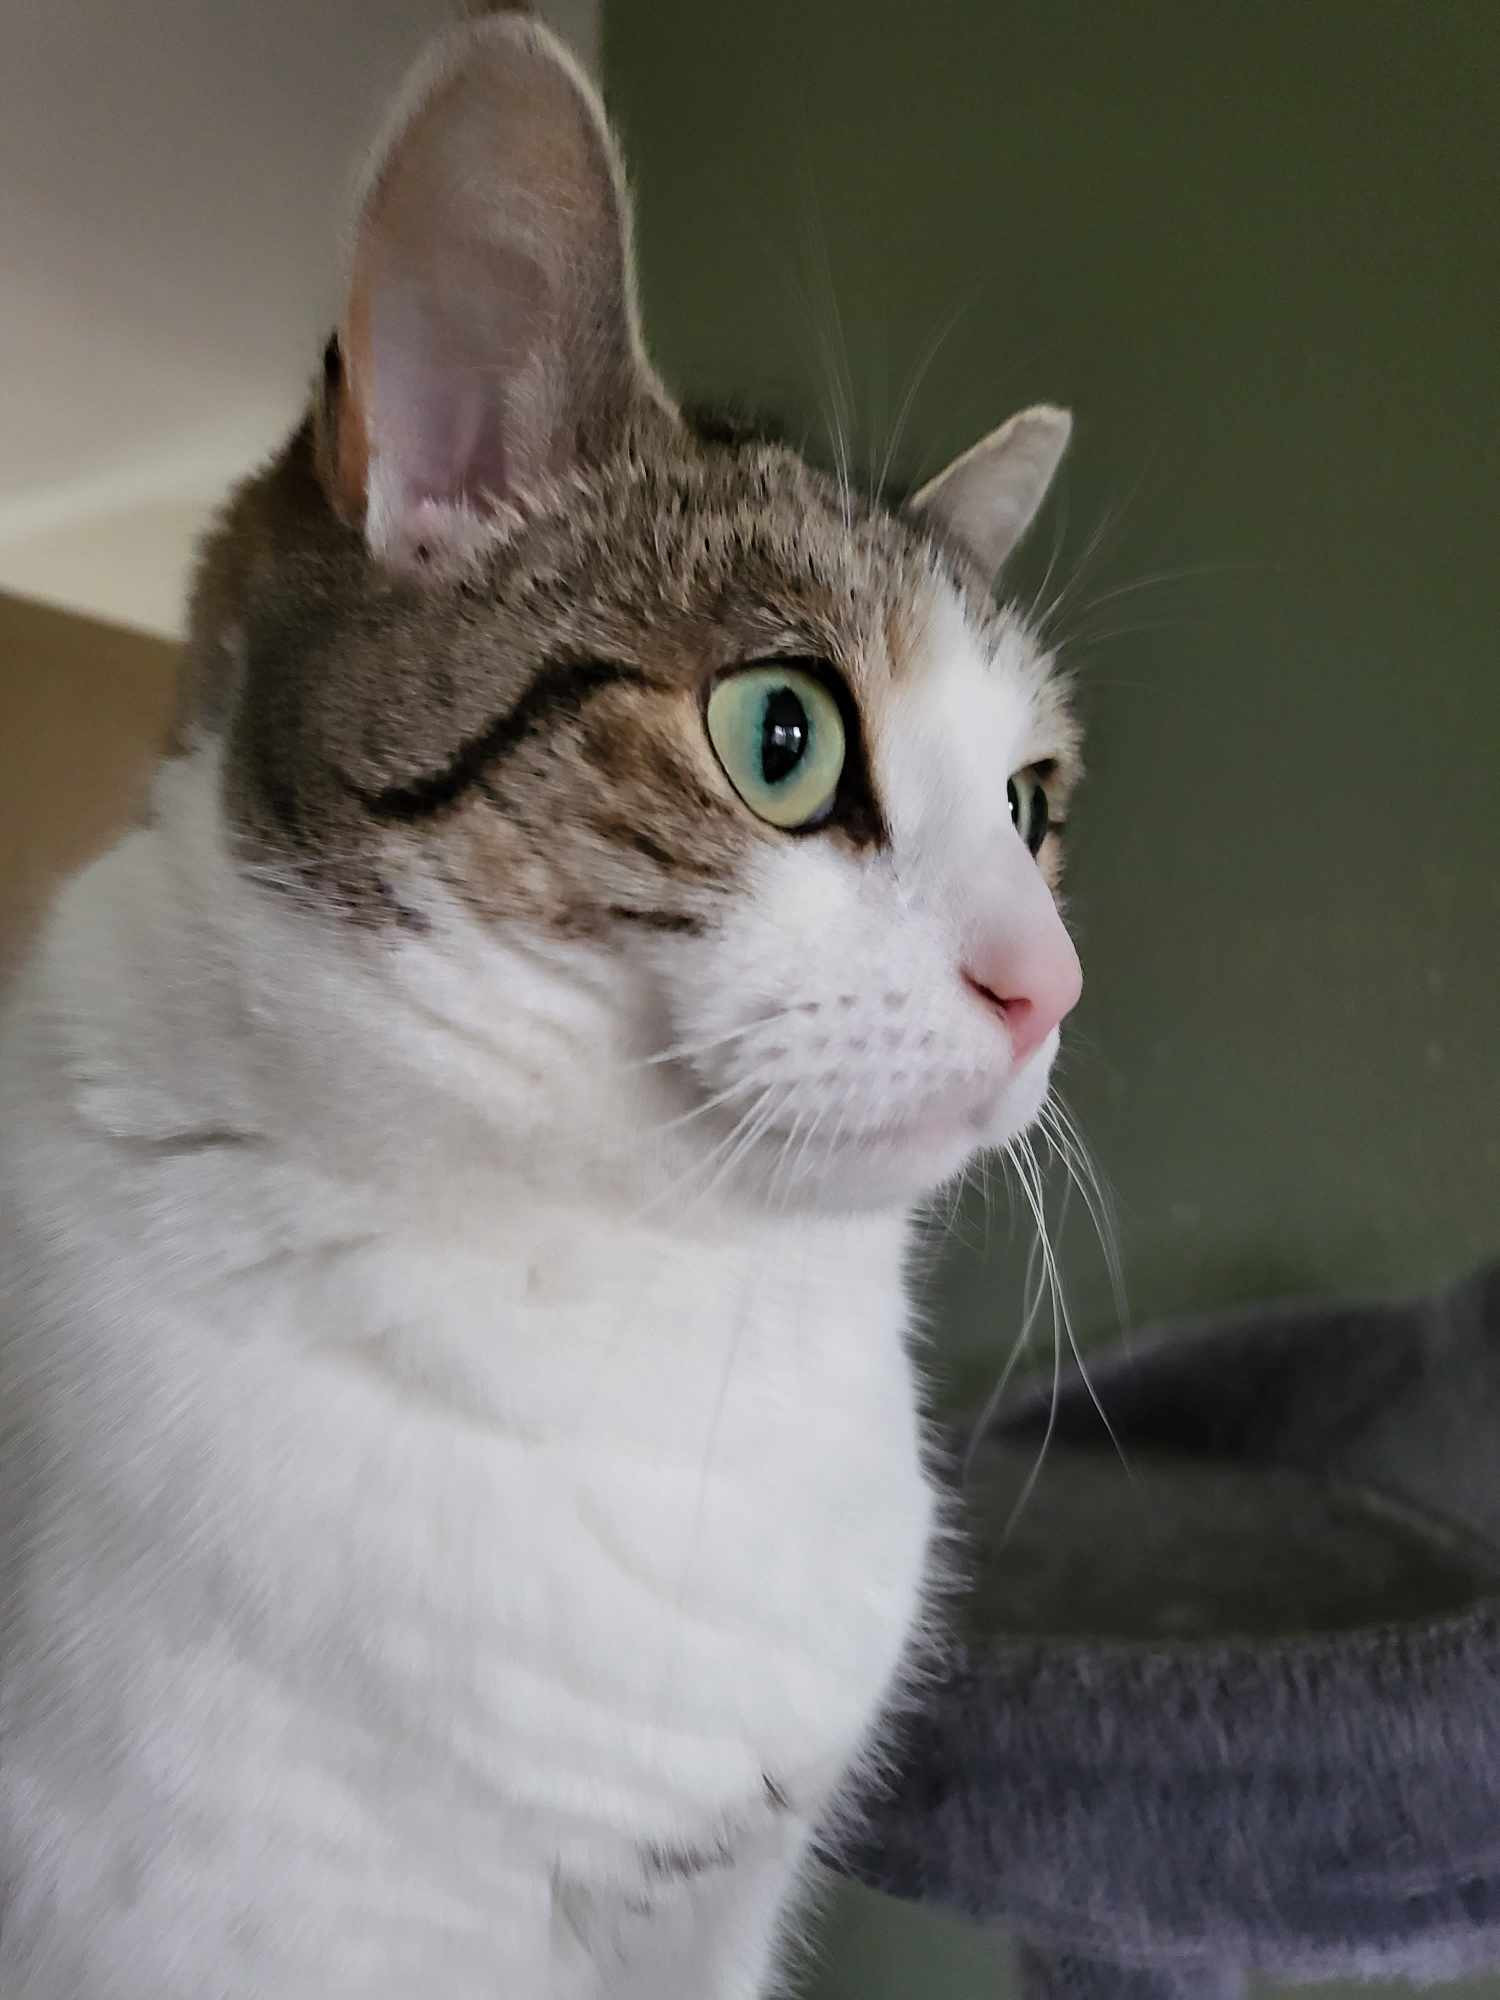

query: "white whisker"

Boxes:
[624, 1015, 771, 1073]
[1054, 555, 1262, 643]
[1017, 1130, 1131, 1487]
[691, 1083, 789, 1215]
[874, 303, 967, 501]
[1030, 474, 1146, 637]
[764, 1099, 812, 1211]
[642, 1062, 785, 1143]
[1040, 1093, 1129, 1333]
[990, 1134, 1065, 1540]
[795, 192, 858, 533]
[960, 1200, 1049, 1491]
[630, 1082, 776, 1225]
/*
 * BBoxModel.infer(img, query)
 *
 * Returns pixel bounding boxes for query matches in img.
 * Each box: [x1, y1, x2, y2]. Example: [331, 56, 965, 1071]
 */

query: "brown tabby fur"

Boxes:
[181, 380, 1078, 948]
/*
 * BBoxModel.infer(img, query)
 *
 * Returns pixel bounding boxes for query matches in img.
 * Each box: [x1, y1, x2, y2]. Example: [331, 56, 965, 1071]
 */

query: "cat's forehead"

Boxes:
[491, 426, 1045, 710]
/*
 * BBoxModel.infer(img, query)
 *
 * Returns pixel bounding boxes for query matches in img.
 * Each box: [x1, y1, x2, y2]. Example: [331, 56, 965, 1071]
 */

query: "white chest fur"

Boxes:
[0, 821, 935, 1993]
[159, 1201, 933, 1861]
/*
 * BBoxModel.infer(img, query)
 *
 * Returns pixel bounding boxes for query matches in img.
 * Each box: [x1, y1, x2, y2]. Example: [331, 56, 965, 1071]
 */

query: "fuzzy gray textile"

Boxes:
[834, 1261, 1500, 1996]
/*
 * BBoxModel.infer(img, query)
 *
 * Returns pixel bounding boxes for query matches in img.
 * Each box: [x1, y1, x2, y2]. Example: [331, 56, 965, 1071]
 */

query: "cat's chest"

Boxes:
[227, 1213, 934, 1850]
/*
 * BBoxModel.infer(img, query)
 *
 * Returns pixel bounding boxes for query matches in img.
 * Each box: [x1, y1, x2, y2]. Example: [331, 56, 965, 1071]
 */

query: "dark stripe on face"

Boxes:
[625, 828, 676, 868]
[359, 657, 652, 821]
[607, 905, 705, 936]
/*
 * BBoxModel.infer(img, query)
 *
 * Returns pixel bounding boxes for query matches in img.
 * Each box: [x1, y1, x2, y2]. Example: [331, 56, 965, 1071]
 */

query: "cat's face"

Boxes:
[191, 18, 1082, 1215]
[648, 570, 1079, 1210]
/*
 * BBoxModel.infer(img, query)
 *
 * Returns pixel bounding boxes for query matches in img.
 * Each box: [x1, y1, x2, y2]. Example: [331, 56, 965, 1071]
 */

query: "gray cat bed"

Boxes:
[835, 1260, 1500, 1996]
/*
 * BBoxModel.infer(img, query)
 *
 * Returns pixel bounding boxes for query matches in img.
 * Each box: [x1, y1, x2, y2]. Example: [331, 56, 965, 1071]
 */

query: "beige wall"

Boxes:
[0, 591, 178, 968]
[2, 0, 599, 639]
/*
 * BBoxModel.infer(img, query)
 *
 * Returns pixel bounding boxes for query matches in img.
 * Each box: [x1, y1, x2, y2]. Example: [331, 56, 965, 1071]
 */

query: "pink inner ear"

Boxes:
[364, 241, 557, 548]
[332, 20, 639, 570]
[373, 303, 505, 512]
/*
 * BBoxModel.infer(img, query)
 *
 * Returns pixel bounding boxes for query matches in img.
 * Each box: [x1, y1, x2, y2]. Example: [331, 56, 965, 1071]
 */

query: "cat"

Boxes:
[0, 14, 1082, 1998]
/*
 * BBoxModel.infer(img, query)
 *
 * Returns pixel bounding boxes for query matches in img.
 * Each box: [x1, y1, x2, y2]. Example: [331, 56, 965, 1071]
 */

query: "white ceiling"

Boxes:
[0, 0, 599, 639]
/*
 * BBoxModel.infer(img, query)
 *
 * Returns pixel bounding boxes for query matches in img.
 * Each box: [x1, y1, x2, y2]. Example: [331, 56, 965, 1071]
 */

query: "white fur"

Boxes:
[0, 581, 1070, 1996]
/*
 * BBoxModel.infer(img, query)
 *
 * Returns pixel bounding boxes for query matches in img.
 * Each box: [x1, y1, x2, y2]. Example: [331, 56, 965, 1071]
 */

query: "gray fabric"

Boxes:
[832, 1261, 1500, 1997]
[1015, 1945, 1246, 1999]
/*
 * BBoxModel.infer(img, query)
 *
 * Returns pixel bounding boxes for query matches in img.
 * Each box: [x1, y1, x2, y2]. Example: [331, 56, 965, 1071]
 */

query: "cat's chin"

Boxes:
[737, 1054, 1057, 1215]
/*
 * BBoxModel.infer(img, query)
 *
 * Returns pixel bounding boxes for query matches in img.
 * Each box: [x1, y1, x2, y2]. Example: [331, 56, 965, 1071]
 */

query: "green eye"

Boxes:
[706, 665, 847, 830]
[1008, 770, 1051, 857]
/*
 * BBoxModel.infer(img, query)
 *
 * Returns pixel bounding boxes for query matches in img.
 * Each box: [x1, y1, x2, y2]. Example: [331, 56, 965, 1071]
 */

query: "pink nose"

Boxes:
[962, 916, 1082, 1067]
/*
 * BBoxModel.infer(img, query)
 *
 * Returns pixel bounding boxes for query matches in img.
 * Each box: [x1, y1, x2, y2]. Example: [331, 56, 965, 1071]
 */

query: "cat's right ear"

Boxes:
[907, 405, 1071, 584]
[322, 17, 658, 570]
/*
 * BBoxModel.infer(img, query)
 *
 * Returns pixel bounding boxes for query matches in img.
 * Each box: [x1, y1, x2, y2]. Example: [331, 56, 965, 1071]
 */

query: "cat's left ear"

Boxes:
[907, 405, 1071, 582]
[324, 16, 661, 569]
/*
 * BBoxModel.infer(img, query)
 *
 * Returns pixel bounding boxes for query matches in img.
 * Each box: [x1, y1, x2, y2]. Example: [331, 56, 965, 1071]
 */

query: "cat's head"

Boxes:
[186, 15, 1082, 1215]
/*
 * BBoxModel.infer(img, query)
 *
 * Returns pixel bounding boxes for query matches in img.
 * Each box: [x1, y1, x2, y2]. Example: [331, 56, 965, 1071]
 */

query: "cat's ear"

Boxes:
[325, 16, 656, 569]
[907, 405, 1071, 581]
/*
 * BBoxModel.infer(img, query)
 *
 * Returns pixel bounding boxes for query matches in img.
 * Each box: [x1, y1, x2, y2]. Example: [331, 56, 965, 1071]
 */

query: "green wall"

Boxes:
[607, 4, 1499, 1994]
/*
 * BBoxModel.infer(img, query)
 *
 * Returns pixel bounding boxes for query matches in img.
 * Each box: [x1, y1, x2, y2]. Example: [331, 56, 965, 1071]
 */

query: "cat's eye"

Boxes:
[1008, 770, 1051, 857]
[706, 665, 847, 830]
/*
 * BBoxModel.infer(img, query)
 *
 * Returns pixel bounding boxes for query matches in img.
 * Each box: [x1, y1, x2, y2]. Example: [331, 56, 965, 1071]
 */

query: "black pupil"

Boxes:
[1008, 775, 1050, 857]
[761, 687, 810, 785]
